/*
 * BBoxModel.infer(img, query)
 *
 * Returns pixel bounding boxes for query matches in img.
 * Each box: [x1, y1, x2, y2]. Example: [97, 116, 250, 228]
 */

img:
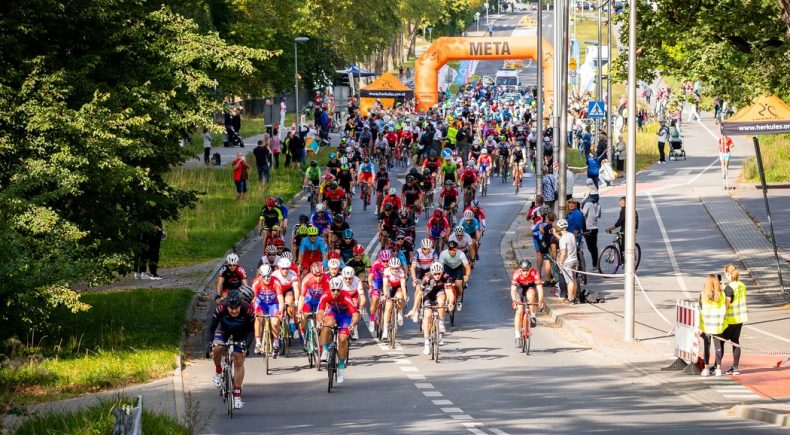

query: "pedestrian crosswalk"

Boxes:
[707, 378, 763, 401]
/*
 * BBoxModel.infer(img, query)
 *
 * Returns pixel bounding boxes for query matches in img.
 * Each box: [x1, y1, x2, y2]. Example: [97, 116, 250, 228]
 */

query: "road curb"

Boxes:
[731, 404, 790, 428]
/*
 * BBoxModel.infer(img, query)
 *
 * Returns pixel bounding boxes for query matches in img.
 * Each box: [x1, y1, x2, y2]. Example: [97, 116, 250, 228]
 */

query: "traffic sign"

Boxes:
[569, 57, 577, 70]
[569, 70, 577, 77]
[587, 100, 606, 119]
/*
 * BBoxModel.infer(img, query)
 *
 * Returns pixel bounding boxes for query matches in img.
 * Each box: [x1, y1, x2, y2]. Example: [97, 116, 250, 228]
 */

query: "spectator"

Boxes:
[280, 97, 287, 130]
[721, 264, 748, 375]
[253, 137, 272, 183]
[581, 191, 601, 269]
[699, 274, 727, 377]
[271, 125, 281, 169]
[581, 125, 593, 156]
[566, 199, 585, 239]
[656, 122, 669, 164]
[232, 151, 250, 200]
[203, 127, 212, 165]
[556, 219, 578, 304]
[614, 134, 626, 175]
[134, 219, 165, 280]
[596, 130, 608, 158]
[289, 129, 305, 170]
[586, 151, 601, 189]
[542, 166, 557, 210]
[643, 86, 652, 105]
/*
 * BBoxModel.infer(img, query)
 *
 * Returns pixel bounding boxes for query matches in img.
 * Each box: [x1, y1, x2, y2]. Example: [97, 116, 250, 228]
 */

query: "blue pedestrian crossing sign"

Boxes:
[587, 100, 606, 119]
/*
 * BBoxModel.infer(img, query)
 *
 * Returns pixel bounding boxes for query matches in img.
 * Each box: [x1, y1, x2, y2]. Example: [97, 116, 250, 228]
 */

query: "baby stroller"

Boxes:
[668, 137, 685, 160]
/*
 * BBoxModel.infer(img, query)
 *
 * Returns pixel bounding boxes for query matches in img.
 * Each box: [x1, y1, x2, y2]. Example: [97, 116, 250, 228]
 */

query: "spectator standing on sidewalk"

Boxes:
[614, 135, 626, 175]
[280, 97, 287, 131]
[722, 264, 748, 375]
[581, 125, 593, 156]
[556, 219, 578, 304]
[232, 151, 250, 200]
[656, 122, 669, 164]
[586, 151, 601, 189]
[271, 125, 281, 169]
[699, 274, 727, 377]
[542, 166, 557, 210]
[203, 127, 212, 165]
[581, 191, 601, 269]
[253, 137, 272, 183]
[289, 130, 304, 170]
[644, 86, 652, 105]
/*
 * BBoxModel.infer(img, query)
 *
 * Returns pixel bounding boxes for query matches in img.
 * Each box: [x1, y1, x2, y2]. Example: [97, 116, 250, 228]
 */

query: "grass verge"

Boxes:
[189, 113, 297, 149]
[742, 134, 790, 183]
[566, 121, 659, 174]
[1, 288, 192, 406]
[13, 397, 189, 435]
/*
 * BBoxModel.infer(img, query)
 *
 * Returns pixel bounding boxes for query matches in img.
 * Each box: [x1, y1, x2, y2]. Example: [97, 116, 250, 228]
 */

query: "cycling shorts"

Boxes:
[415, 268, 430, 281]
[302, 295, 320, 314]
[422, 288, 445, 307]
[325, 310, 353, 336]
[445, 264, 464, 281]
[254, 302, 280, 317]
[516, 283, 538, 299]
[213, 329, 246, 354]
[359, 172, 373, 183]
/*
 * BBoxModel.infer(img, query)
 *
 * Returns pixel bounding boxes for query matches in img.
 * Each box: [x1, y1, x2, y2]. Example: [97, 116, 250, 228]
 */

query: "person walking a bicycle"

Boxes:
[510, 259, 545, 346]
[318, 277, 360, 384]
[605, 196, 639, 255]
[209, 291, 255, 409]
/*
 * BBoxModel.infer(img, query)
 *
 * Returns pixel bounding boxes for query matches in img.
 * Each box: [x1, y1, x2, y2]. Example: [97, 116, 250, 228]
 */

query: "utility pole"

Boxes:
[294, 36, 310, 130]
[536, 0, 544, 196]
[557, 0, 570, 217]
[552, 0, 560, 208]
[624, 0, 637, 342]
[606, 0, 613, 162]
[597, 0, 603, 135]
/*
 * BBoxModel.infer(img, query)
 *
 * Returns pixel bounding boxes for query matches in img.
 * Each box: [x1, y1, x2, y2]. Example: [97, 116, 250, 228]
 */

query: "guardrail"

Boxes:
[112, 395, 142, 435]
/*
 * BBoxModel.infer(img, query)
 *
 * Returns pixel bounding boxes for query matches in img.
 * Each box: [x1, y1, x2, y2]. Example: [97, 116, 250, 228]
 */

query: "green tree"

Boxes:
[612, 0, 789, 106]
[0, 0, 272, 338]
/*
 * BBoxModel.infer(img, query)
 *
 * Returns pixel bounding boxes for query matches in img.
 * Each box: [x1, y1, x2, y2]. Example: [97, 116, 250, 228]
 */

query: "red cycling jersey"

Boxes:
[273, 269, 299, 292]
[511, 268, 542, 287]
[382, 195, 402, 211]
[318, 291, 359, 315]
[323, 187, 346, 203]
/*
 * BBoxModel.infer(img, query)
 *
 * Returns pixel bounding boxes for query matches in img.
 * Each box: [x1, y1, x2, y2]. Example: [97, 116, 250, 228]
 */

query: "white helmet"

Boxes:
[420, 238, 434, 249]
[315, 203, 325, 212]
[259, 264, 272, 277]
[342, 266, 355, 279]
[430, 262, 444, 274]
[226, 253, 239, 265]
[481, 148, 488, 154]
[389, 187, 398, 195]
[388, 258, 401, 268]
[556, 218, 569, 230]
[277, 258, 292, 269]
[329, 276, 344, 290]
[463, 210, 474, 220]
[327, 258, 341, 269]
[340, 156, 348, 164]
[454, 226, 465, 236]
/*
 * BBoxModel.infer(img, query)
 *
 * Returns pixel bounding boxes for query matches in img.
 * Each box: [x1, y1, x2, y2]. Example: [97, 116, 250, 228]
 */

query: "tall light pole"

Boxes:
[475, 12, 481, 32]
[427, 26, 433, 42]
[624, 0, 637, 342]
[536, 0, 544, 196]
[552, 0, 560, 196]
[557, 0, 570, 218]
[485, 2, 490, 26]
[294, 36, 309, 131]
[606, 0, 613, 162]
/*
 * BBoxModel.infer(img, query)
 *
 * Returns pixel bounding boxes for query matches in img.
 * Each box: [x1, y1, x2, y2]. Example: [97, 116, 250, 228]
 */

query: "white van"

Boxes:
[495, 69, 520, 86]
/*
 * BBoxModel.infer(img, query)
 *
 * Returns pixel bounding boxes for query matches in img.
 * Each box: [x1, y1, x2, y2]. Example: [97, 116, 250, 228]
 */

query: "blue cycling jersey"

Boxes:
[359, 162, 375, 173]
[461, 217, 480, 237]
[310, 211, 333, 232]
[299, 237, 328, 257]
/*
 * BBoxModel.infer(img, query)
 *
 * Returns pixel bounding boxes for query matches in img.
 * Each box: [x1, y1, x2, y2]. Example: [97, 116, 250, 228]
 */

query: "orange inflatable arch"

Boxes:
[414, 36, 554, 112]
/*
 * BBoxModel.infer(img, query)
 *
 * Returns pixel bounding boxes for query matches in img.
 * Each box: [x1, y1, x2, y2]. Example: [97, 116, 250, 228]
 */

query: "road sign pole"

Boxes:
[624, 0, 638, 343]
[536, 0, 544, 196]
[558, 0, 571, 218]
[552, 0, 560, 191]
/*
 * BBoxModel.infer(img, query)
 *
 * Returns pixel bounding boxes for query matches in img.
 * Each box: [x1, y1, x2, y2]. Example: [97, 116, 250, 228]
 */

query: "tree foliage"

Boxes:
[612, 0, 790, 106]
[0, 0, 271, 337]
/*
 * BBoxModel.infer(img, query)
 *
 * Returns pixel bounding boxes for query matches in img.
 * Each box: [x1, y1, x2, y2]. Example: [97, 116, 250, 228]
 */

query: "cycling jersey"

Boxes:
[463, 206, 486, 228]
[441, 161, 457, 179]
[427, 216, 450, 238]
[323, 187, 346, 214]
[309, 211, 333, 233]
[219, 265, 247, 292]
[420, 273, 455, 305]
[460, 217, 480, 237]
[259, 206, 283, 229]
[252, 277, 282, 315]
[291, 223, 309, 248]
[370, 259, 386, 289]
[336, 170, 354, 190]
[329, 221, 350, 239]
[257, 254, 281, 270]
[305, 166, 321, 183]
[273, 269, 299, 293]
[298, 237, 327, 268]
[346, 255, 371, 276]
[378, 211, 398, 235]
[326, 159, 341, 176]
[478, 155, 493, 170]
[318, 292, 357, 335]
[460, 168, 477, 187]
[375, 171, 390, 191]
[401, 183, 421, 205]
[381, 195, 402, 211]
[336, 239, 357, 262]
[383, 267, 406, 290]
[448, 232, 473, 251]
[413, 249, 437, 271]
[439, 187, 458, 208]
[423, 158, 440, 174]
[512, 268, 541, 286]
[469, 145, 483, 160]
[439, 249, 469, 269]
[209, 302, 255, 352]
[393, 216, 416, 239]
[301, 274, 329, 313]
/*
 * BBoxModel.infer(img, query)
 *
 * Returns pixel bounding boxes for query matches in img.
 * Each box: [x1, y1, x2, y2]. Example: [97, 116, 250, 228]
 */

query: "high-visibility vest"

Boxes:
[446, 127, 458, 145]
[725, 280, 748, 325]
[699, 297, 727, 335]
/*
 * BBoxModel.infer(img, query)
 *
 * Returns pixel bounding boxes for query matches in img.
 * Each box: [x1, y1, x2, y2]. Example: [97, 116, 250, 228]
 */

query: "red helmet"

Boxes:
[310, 262, 323, 275]
[328, 251, 341, 260]
[272, 238, 285, 248]
[324, 173, 335, 180]
[433, 209, 443, 217]
[353, 245, 365, 256]
[266, 197, 276, 207]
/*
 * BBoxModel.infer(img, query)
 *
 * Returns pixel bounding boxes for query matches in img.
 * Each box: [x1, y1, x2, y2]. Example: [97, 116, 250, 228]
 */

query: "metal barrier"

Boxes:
[112, 395, 142, 435]
[674, 300, 700, 364]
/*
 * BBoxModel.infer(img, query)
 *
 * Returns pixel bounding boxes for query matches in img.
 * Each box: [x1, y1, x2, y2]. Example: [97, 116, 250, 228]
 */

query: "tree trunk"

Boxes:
[780, 0, 790, 37]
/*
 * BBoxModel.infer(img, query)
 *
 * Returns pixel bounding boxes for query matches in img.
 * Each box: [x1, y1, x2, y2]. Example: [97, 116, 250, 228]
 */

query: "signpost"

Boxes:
[587, 100, 606, 119]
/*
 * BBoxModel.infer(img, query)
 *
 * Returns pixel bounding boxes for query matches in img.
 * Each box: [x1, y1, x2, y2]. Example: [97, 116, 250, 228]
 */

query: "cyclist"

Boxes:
[326, 152, 341, 176]
[216, 253, 248, 303]
[357, 157, 375, 198]
[252, 265, 284, 356]
[478, 149, 493, 185]
[322, 181, 347, 217]
[460, 210, 482, 261]
[272, 237, 289, 256]
[381, 257, 408, 340]
[317, 277, 360, 384]
[304, 160, 322, 188]
[273, 257, 301, 338]
[374, 165, 390, 214]
[421, 150, 441, 182]
[274, 197, 288, 237]
[378, 203, 398, 248]
[310, 204, 333, 243]
[367, 250, 391, 331]
[336, 229, 358, 262]
[717, 134, 734, 183]
[605, 196, 639, 254]
[510, 259, 545, 345]
[411, 238, 438, 292]
[299, 261, 329, 336]
[257, 244, 281, 269]
[556, 218, 579, 303]
[401, 175, 423, 219]
[464, 199, 487, 237]
[469, 138, 484, 162]
[328, 213, 350, 249]
[210, 290, 254, 409]
[336, 164, 355, 215]
[406, 262, 453, 355]
[426, 208, 451, 251]
[346, 245, 371, 280]
[381, 188, 402, 213]
[448, 226, 474, 261]
[420, 167, 435, 210]
[298, 226, 328, 274]
[440, 155, 458, 185]
[510, 142, 526, 188]
[258, 197, 284, 249]
[459, 161, 478, 205]
[291, 215, 311, 255]
[438, 179, 459, 223]
[392, 208, 417, 242]
[341, 266, 366, 340]
[439, 240, 471, 311]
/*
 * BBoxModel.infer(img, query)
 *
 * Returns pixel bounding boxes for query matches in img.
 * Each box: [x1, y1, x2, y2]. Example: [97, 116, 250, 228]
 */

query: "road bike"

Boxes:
[325, 326, 339, 393]
[463, 185, 476, 210]
[256, 314, 278, 375]
[360, 182, 371, 211]
[597, 231, 641, 275]
[515, 302, 540, 355]
[384, 296, 405, 348]
[212, 337, 245, 418]
[426, 304, 449, 363]
[499, 155, 509, 183]
[279, 304, 298, 358]
[479, 172, 488, 197]
[303, 312, 321, 369]
[304, 184, 317, 213]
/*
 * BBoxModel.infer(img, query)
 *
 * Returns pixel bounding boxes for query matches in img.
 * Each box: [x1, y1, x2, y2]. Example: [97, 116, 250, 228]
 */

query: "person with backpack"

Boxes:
[656, 122, 670, 164]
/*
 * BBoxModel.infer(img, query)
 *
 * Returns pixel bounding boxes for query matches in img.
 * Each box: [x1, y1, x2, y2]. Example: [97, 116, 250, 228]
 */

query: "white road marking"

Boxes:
[451, 414, 474, 420]
[423, 391, 444, 397]
[414, 382, 434, 389]
[394, 359, 412, 364]
[399, 366, 419, 372]
[649, 171, 665, 177]
[462, 422, 483, 427]
[647, 193, 693, 299]
[745, 324, 790, 344]
[406, 374, 426, 380]
[433, 399, 453, 405]
[491, 429, 511, 435]
[467, 429, 487, 435]
[686, 158, 719, 185]
[441, 407, 464, 413]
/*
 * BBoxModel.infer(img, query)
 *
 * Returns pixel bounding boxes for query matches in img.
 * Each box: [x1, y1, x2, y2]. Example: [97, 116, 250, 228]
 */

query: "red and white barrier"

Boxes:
[674, 300, 700, 364]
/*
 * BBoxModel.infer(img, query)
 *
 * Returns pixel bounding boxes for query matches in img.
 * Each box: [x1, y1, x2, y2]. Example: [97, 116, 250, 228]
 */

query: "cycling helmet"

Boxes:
[226, 253, 239, 265]
[519, 259, 532, 270]
[307, 226, 319, 236]
[310, 160, 318, 167]
[399, 208, 409, 218]
[328, 251, 341, 260]
[225, 291, 242, 308]
[327, 258, 341, 269]
[340, 156, 348, 164]
[341, 164, 349, 170]
[259, 264, 273, 277]
[444, 179, 454, 186]
[471, 199, 480, 208]
[388, 258, 401, 268]
[238, 285, 254, 303]
[447, 240, 459, 249]
[467, 159, 476, 167]
[342, 266, 355, 279]
[299, 214, 309, 223]
[378, 250, 392, 262]
[429, 150, 438, 158]
[454, 226, 465, 235]
[275, 197, 284, 206]
[481, 148, 488, 154]
[406, 175, 415, 183]
[430, 262, 444, 274]
[273, 238, 285, 248]
[420, 238, 434, 249]
[329, 277, 343, 290]
[334, 213, 344, 223]
[343, 229, 353, 239]
[329, 181, 338, 189]
[363, 157, 370, 163]
[277, 258, 292, 270]
[265, 245, 278, 255]
[310, 262, 323, 275]
[281, 251, 293, 260]
[410, 167, 419, 176]
[329, 152, 336, 159]
[423, 168, 431, 175]
[384, 203, 394, 212]
[389, 188, 397, 195]
[463, 210, 474, 220]
[315, 203, 325, 212]
[538, 205, 551, 216]
[556, 218, 569, 230]
[266, 197, 276, 207]
[353, 245, 365, 256]
[298, 225, 310, 235]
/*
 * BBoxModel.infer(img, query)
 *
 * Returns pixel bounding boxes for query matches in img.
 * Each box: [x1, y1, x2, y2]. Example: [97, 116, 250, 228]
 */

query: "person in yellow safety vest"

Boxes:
[721, 264, 748, 375]
[446, 124, 458, 148]
[699, 274, 727, 377]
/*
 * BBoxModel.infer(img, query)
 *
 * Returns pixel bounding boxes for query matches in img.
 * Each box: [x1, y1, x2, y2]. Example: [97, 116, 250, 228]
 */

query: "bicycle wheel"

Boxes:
[263, 325, 271, 375]
[226, 362, 234, 417]
[635, 243, 642, 271]
[280, 321, 289, 358]
[523, 313, 531, 355]
[597, 245, 621, 275]
[482, 178, 487, 197]
[307, 330, 315, 368]
[514, 179, 520, 195]
[577, 245, 587, 285]
[389, 306, 397, 348]
[449, 304, 455, 327]
[327, 346, 336, 393]
[433, 319, 441, 363]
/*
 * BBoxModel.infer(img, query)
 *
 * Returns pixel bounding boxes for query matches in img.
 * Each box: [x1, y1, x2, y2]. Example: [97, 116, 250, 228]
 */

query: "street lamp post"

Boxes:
[535, 0, 544, 196]
[427, 27, 433, 42]
[624, 0, 638, 342]
[294, 36, 309, 131]
[475, 12, 481, 32]
[485, 2, 490, 26]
